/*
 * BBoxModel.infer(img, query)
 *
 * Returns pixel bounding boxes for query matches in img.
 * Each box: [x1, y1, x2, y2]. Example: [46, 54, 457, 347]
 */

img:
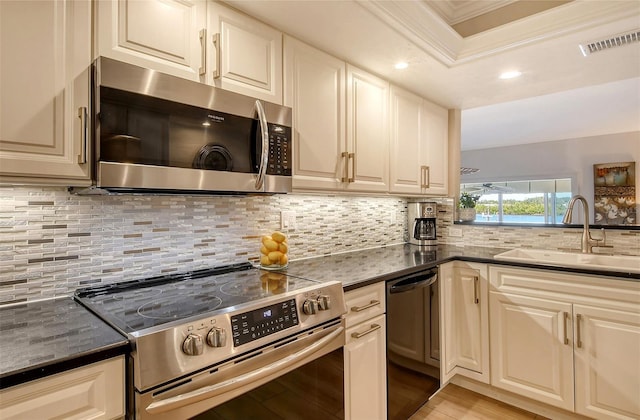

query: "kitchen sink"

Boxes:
[494, 248, 640, 274]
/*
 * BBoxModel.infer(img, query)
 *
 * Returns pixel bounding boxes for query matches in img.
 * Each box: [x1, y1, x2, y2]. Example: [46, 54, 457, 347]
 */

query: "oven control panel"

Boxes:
[230, 298, 298, 347]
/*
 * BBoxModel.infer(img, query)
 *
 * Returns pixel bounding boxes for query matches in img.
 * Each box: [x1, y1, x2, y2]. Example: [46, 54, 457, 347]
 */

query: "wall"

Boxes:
[1, 187, 406, 305]
[461, 131, 640, 223]
[434, 198, 640, 255]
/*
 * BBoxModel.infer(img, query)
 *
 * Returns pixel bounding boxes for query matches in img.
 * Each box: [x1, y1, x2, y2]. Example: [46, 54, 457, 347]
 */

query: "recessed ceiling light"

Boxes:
[394, 62, 409, 70]
[499, 70, 522, 80]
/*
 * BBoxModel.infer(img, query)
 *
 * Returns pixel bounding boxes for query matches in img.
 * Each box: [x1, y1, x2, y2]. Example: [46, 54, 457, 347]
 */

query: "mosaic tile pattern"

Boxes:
[434, 199, 640, 256]
[0, 187, 407, 304]
[2, 188, 638, 305]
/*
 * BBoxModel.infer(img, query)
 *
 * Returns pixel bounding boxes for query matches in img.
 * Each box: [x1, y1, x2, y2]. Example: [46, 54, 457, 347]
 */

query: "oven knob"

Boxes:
[182, 333, 204, 356]
[317, 295, 331, 311]
[206, 327, 226, 348]
[302, 299, 318, 315]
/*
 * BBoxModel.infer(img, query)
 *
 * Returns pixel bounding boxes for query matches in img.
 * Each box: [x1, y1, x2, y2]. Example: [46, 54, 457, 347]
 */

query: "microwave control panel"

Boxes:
[266, 124, 291, 176]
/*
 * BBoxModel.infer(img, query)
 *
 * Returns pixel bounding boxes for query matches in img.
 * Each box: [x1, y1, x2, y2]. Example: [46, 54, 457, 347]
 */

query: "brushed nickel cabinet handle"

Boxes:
[424, 165, 430, 188]
[420, 165, 425, 188]
[199, 29, 207, 76]
[563, 312, 569, 345]
[351, 300, 380, 312]
[341, 152, 349, 183]
[576, 313, 583, 348]
[473, 276, 479, 304]
[212, 32, 221, 79]
[77, 106, 88, 164]
[351, 324, 381, 339]
[348, 152, 355, 183]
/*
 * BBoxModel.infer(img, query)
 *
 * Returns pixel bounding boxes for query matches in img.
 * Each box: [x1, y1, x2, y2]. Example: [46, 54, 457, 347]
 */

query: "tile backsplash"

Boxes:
[1, 187, 406, 304]
[2, 189, 638, 305]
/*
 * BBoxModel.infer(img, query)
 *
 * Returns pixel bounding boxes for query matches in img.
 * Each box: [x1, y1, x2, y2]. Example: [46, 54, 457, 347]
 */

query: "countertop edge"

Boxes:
[0, 339, 129, 390]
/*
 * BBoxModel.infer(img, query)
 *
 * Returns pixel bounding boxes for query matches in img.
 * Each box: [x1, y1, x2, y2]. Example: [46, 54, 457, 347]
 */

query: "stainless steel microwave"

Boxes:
[86, 57, 292, 194]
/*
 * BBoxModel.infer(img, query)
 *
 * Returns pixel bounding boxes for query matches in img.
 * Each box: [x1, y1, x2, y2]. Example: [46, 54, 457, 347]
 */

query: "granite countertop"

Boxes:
[0, 297, 129, 389]
[281, 243, 640, 289]
[2, 243, 635, 390]
[282, 244, 508, 290]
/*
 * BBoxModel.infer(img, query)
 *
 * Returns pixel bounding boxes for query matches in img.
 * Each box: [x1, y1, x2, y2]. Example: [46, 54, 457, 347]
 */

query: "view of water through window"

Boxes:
[461, 179, 572, 224]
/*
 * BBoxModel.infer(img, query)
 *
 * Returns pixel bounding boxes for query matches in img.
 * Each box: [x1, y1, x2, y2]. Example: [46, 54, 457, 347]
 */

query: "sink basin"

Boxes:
[494, 249, 640, 274]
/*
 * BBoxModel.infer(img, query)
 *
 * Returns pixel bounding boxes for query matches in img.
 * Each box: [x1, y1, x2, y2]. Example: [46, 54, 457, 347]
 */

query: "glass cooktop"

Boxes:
[74, 263, 317, 334]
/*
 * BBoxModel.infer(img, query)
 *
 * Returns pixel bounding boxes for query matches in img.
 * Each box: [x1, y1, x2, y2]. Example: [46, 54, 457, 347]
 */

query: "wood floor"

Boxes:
[410, 384, 550, 420]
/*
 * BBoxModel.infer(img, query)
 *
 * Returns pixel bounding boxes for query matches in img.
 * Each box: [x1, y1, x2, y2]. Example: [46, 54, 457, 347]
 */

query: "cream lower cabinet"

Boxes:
[0, 357, 125, 420]
[389, 86, 449, 196]
[489, 265, 640, 420]
[0, 0, 92, 185]
[439, 261, 489, 384]
[343, 283, 387, 420]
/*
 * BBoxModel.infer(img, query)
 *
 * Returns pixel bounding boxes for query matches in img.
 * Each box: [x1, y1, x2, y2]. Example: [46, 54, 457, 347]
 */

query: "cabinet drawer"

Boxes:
[0, 356, 125, 420]
[344, 282, 385, 328]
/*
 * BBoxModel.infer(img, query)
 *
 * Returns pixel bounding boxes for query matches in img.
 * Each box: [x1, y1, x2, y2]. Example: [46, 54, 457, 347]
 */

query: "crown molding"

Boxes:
[359, 0, 640, 67]
[427, 0, 517, 26]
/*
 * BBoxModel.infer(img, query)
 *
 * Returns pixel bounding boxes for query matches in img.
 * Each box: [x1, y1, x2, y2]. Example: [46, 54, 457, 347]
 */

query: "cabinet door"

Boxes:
[284, 36, 345, 191]
[0, 0, 91, 184]
[490, 292, 575, 411]
[346, 65, 389, 192]
[574, 304, 640, 420]
[440, 262, 489, 384]
[0, 357, 124, 420]
[389, 86, 422, 194]
[344, 314, 387, 420]
[97, 0, 205, 81]
[208, 2, 282, 104]
[420, 100, 448, 195]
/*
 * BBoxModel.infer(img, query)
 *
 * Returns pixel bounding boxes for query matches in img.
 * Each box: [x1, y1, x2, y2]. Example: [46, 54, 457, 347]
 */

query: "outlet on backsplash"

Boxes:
[280, 210, 296, 230]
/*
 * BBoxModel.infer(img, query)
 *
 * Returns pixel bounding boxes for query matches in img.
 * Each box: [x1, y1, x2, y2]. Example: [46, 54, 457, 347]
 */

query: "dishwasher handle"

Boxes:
[389, 271, 437, 294]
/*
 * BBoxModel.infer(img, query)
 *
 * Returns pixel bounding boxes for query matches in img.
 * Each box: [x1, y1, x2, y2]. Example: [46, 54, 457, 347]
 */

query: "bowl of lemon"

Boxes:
[259, 231, 289, 270]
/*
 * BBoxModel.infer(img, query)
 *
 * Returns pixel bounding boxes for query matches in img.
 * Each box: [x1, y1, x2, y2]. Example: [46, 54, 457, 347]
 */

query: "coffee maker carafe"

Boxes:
[408, 201, 437, 248]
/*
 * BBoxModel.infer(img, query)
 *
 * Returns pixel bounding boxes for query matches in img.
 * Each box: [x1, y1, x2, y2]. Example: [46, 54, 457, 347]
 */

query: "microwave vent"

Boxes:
[579, 30, 640, 56]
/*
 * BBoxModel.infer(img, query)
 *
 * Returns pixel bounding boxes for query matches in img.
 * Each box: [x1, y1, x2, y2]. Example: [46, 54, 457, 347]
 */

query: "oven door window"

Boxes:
[191, 349, 344, 420]
[99, 87, 259, 173]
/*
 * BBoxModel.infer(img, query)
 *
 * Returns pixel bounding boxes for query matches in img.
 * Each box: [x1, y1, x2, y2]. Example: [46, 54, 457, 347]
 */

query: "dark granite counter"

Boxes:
[0, 297, 129, 389]
[280, 244, 639, 289]
[281, 244, 508, 290]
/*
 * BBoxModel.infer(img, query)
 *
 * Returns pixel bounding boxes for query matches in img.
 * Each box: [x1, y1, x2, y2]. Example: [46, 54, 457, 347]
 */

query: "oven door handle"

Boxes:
[145, 326, 344, 415]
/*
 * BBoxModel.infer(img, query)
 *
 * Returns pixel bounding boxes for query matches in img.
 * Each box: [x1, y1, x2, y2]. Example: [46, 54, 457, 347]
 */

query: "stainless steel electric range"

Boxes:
[74, 262, 347, 420]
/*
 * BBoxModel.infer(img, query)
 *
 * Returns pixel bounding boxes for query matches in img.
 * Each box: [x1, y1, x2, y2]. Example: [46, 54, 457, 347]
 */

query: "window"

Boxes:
[460, 178, 572, 224]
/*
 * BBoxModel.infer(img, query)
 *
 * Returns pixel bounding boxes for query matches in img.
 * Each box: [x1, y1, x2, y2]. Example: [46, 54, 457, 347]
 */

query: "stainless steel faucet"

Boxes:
[562, 195, 605, 253]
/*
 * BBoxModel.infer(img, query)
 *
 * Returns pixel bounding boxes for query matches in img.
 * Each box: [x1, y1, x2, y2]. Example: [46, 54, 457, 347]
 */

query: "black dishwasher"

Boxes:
[387, 268, 440, 420]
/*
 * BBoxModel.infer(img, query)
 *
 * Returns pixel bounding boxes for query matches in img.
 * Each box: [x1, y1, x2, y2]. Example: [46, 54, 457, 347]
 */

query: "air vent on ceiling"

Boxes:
[579, 30, 640, 56]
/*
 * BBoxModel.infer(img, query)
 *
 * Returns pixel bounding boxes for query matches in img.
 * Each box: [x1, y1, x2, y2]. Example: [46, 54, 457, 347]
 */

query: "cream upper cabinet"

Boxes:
[345, 65, 390, 193]
[389, 86, 449, 196]
[0, 0, 92, 185]
[284, 36, 345, 191]
[489, 265, 640, 419]
[344, 283, 387, 420]
[420, 99, 448, 195]
[96, 0, 206, 81]
[207, 1, 283, 104]
[440, 261, 490, 385]
[573, 304, 640, 420]
[0, 357, 125, 420]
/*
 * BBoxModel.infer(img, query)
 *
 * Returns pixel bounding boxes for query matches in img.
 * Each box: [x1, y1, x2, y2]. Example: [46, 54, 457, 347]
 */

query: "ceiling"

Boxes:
[225, 0, 640, 150]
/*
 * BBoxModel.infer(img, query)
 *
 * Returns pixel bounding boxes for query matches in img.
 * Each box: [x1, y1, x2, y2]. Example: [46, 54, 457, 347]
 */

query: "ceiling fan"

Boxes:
[461, 183, 515, 195]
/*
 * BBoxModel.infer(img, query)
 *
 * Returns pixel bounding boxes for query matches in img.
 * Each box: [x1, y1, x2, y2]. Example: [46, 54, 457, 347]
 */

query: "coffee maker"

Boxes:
[408, 201, 437, 248]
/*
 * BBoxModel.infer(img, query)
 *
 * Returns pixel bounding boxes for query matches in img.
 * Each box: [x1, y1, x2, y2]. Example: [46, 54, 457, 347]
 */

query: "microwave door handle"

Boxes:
[145, 326, 344, 415]
[254, 100, 269, 190]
